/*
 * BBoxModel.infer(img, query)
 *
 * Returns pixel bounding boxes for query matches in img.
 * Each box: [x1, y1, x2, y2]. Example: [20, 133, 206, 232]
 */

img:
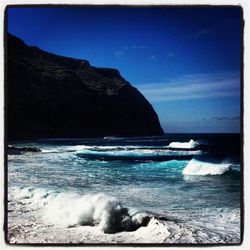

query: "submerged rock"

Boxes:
[7, 33, 164, 140]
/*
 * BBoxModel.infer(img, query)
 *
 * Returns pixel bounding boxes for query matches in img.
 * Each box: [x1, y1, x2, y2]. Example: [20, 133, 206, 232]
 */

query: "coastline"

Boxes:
[6, 134, 241, 244]
[7, 186, 241, 244]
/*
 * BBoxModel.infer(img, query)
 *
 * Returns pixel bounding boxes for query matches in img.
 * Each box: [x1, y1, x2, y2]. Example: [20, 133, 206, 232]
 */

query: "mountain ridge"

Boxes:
[7, 33, 164, 140]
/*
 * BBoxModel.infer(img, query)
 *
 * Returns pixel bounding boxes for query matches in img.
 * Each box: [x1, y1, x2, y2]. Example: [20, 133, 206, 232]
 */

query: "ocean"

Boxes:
[7, 133, 242, 244]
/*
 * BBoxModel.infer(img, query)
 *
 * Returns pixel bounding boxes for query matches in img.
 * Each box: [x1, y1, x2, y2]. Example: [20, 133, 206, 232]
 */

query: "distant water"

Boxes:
[7, 134, 241, 244]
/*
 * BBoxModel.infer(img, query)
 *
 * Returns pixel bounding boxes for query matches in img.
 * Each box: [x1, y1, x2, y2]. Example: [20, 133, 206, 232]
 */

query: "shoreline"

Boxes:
[7, 186, 241, 244]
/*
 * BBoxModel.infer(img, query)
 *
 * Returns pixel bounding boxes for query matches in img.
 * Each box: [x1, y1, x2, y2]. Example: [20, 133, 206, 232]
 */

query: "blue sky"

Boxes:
[7, 6, 242, 133]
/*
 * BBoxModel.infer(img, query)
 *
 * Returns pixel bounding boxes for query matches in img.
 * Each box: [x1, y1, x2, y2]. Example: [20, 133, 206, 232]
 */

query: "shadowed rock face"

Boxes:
[7, 33, 164, 140]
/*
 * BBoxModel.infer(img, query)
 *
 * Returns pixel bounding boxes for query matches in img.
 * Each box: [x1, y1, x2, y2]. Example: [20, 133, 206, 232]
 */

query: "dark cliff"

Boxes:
[6, 33, 164, 140]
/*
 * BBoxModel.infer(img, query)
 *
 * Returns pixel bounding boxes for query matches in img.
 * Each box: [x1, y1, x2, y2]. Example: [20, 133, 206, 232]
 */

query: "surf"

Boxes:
[11, 187, 150, 234]
[167, 139, 208, 149]
[182, 159, 231, 176]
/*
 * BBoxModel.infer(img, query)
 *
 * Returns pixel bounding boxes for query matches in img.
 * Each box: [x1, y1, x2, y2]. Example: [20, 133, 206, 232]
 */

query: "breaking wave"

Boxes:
[12, 187, 150, 234]
[182, 159, 231, 176]
[168, 139, 201, 149]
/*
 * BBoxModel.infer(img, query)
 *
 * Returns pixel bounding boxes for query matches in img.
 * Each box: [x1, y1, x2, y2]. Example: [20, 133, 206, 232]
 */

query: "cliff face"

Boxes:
[7, 33, 164, 140]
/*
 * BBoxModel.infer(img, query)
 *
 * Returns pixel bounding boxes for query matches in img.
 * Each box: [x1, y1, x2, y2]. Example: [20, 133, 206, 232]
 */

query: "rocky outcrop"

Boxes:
[7, 33, 164, 140]
[8, 146, 41, 155]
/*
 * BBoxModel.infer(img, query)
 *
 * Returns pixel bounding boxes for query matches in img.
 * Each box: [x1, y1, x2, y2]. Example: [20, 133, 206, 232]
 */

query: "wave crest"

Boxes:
[182, 159, 231, 176]
[168, 139, 199, 149]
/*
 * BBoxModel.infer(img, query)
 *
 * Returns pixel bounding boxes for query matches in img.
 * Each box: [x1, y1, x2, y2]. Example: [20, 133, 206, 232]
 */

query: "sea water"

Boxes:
[7, 133, 241, 244]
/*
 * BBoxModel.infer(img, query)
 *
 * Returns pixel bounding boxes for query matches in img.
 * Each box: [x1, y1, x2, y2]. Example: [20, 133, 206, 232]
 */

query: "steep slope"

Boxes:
[7, 33, 164, 140]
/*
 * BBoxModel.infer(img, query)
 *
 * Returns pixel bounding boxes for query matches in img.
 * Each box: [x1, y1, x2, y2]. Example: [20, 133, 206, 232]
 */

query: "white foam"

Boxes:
[103, 136, 124, 140]
[11, 187, 149, 233]
[8, 187, 241, 243]
[42, 143, 203, 156]
[77, 148, 201, 157]
[183, 159, 231, 176]
[75, 145, 142, 151]
[168, 139, 199, 149]
[45, 192, 118, 230]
